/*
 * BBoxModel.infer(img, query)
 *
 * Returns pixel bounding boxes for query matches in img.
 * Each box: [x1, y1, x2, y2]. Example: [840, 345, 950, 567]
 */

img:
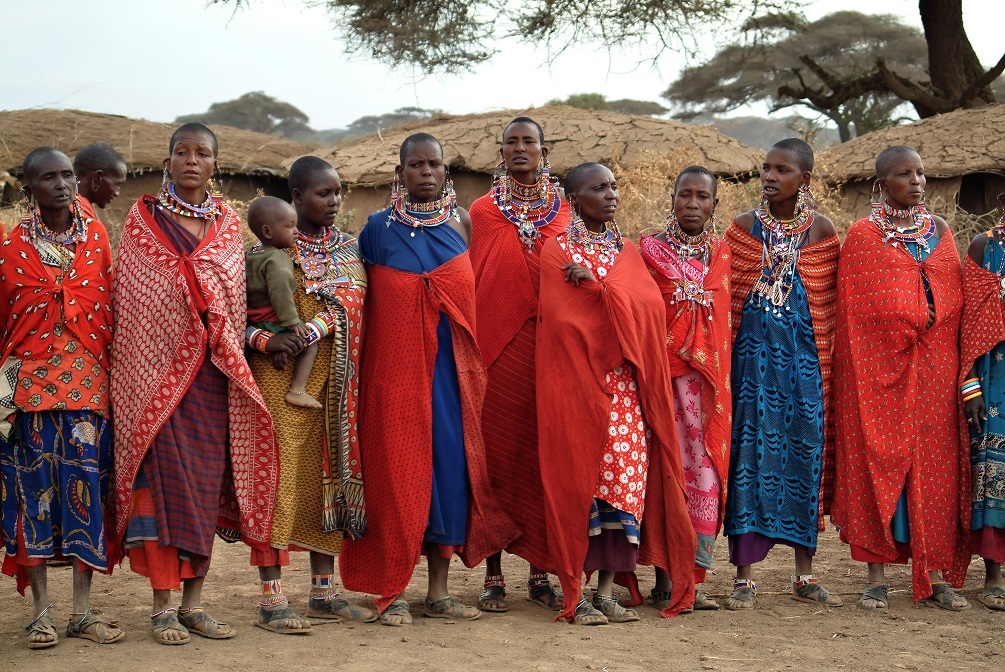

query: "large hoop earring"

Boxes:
[210, 167, 224, 198]
[870, 179, 884, 206]
[538, 157, 552, 199]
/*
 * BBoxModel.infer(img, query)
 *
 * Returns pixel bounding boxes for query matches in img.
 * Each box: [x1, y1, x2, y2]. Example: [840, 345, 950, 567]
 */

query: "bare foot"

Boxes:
[286, 390, 322, 409]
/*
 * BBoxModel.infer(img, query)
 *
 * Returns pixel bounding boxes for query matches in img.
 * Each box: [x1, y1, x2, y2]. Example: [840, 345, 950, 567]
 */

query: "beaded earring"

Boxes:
[210, 167, 224, 198]
[796, 183, 816, 215]
[442, 168, 457, 209]
[161, 166, 170, 189]
[538, 157, 552, 200]
[389, 172, 406, 206]
[870, 179, 884, 207]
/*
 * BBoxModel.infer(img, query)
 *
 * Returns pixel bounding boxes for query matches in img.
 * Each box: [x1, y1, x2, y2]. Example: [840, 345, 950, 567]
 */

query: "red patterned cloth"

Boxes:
[537, 236, 696, 620]
[339, 253, 517, 613]
[832, 219, 969, 601]
[76, 195, 96, 221]
[110, 197, 278, 559]
[725, 223, 839, 522]
[0, 219, 113, 393]
[468, 193, 569, 568]
[640, 234, 732, 534]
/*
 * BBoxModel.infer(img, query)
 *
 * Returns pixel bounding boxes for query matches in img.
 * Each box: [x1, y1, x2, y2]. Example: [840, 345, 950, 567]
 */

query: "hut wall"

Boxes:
[959, 172, 1005, 216]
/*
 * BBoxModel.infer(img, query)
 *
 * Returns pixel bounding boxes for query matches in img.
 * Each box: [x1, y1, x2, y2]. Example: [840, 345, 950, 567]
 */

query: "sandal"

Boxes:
[253, 604, 312, 634]
[478, 575, 509, 613]
[66, 609, 124, 644]
[694, 589, 720, 611]
[526, 573, 562, 611]
[307, 594, 379, 623]
[650, 588, 672, 610]
[380, 599, 413, 626]
[922, 582, 970, 611]
[980, 586, 1005, 611]
[792, 576, 843, 607]
[859, 582, 889, 610]
[25, 604, 58, 649]
[423, 595, 481, 621]
[177, 607, 235, 639]
[151, 608, 190, 645]
[592, 593, 640, 623]
[724, 579, 757, 611]
[573, 598, 608, 626]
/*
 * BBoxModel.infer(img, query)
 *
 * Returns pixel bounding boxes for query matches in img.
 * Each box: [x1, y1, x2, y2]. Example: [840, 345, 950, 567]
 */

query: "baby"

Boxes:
[245, 195, 320, 408]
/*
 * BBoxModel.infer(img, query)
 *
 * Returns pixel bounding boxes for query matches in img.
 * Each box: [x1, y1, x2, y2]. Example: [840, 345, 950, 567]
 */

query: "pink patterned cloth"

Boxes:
[672, 370, 720, 536]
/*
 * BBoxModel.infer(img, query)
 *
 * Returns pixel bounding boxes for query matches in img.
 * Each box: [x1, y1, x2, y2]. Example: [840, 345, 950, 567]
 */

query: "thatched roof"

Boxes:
[301, 106, 762, 187]
[819, 104, 1005, 182]
[0, 109, 314, 177]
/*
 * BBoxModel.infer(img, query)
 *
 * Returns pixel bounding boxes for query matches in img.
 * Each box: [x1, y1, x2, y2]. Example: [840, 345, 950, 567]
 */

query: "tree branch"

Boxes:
[875, 57, 952, 116]
[960, 49, 1005, 106]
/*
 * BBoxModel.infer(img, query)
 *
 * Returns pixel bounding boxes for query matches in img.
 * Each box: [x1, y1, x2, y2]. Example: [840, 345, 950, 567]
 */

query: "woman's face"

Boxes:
[398, 140, 445, 203]
[166, 131, 217, 193]
[295, 168, 343, 229]
[760, 147, 807, 206]
[25, 151, 76, 211]
[673, 172, 717, 236]
[571, 166, 619, 228]
[881, 151, 926, 209]
[501, 122, 546, 179]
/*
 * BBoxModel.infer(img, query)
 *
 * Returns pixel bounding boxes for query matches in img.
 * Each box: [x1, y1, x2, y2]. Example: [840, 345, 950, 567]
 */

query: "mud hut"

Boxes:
[293, 106, 763, 232]
[0, 109, 314, 229]
[818, 104, 1005, 223]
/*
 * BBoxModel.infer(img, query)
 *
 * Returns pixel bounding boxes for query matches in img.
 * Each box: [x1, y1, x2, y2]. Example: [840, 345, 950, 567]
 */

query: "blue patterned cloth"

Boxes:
[725, 217, 824, 548]
[1, 411, 111, 569]
[970, 235, 1005, 533]
[588, 499, 641, 545]
[359, 208, 469, 546]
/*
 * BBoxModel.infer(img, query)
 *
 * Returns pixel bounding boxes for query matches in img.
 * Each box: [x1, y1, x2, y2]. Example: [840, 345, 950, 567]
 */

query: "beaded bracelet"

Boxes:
[961, 377, 980, 391]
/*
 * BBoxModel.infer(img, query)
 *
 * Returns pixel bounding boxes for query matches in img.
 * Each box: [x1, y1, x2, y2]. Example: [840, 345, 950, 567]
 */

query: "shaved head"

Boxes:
[248, 195, 295, 239]
[876, 145, 921, 180]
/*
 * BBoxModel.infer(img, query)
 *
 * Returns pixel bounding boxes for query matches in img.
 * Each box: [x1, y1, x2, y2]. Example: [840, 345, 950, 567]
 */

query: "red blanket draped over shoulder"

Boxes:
[832, 219, 969, 601]
[537, 237, 696, 621]
[468, 194, 569, 569]
[725, 223, 839, 522]
[960, 251, 1005, 419]
[340, 252, 517, 613]
[640, 235, 732, 533]
[110, 197, 278, 558]
[0, 220, 112, 367]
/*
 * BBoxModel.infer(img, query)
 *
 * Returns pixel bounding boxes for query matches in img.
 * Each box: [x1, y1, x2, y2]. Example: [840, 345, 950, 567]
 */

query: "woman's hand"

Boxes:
[265, 331, 305, 371]
[563, 263, 597, 287]
[965, 395, 987, 435]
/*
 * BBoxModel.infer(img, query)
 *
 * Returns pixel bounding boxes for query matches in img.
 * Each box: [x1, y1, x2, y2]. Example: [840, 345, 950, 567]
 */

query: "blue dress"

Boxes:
[725, 216, 825, 556]
[358, 208, 469, 546]
[969, 235, 1005, 535]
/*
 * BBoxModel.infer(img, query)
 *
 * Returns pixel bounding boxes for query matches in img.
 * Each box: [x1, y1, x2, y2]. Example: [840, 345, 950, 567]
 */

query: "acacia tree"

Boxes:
[663, 11, 927, 142]
[547, 93, 668, 116]
[214, 0, 1002, 119]
[212, 0, 793, 72]
[176, 91, 313, 138]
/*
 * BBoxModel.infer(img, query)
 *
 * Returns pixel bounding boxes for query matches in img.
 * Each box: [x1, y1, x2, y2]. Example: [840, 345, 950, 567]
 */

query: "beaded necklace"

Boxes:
[23, 209, 87, 273]
[491, 172, 561, 252]
[567, 216, 623, 256]
[158, 182, 219, 220]
[295, 229, 344, 295]
[870, 200, 935, 262]
[663, 215, 713, 310]
[390, 192, 458, 236]
[752, 204, 812, 313]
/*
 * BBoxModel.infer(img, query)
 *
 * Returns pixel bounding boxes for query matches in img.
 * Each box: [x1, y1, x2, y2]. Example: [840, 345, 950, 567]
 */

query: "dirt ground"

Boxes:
[2, 525, 1002, 671]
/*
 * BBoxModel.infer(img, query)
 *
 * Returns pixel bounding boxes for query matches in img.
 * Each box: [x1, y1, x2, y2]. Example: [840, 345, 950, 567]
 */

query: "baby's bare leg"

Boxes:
[286, 343, 322, 409]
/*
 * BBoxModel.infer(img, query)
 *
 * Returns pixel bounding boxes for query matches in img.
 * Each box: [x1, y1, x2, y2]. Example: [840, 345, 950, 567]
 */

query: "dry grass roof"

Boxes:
[819, 104, 1005, 181]
[0, 109, 314, 177]
[303, 106, 762, 186]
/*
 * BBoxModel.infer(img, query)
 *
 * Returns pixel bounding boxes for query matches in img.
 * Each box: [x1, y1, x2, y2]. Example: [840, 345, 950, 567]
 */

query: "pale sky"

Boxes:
[2, 0, 1001, 130]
